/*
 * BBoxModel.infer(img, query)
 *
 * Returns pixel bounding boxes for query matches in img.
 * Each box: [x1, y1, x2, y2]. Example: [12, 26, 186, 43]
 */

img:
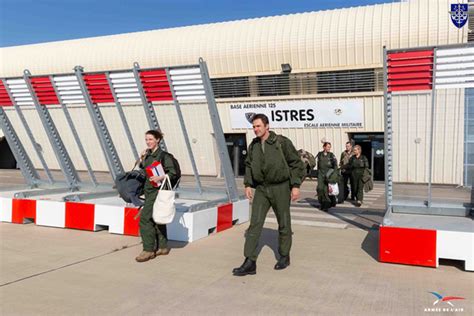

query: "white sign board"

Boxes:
[229, 100, 364, 129]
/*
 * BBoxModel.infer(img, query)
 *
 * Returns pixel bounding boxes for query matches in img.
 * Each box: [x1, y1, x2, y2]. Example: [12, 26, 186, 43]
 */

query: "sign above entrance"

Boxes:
[229, 99, 364, 129]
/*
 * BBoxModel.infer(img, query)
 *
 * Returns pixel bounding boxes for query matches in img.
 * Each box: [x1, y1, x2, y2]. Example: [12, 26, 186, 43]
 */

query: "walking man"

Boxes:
[339, 141, 354, 201]
[232, 114, 305, 276]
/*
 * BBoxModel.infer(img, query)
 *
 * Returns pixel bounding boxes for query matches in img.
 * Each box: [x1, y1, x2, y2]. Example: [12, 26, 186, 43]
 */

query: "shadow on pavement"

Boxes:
[256, 227, 280, 260]
[360, 228, 379, 262]
[438, 259, 466, 272]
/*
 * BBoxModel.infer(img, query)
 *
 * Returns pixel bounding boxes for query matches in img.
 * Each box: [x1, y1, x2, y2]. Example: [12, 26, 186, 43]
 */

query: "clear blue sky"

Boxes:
[0, 0, 395, 48]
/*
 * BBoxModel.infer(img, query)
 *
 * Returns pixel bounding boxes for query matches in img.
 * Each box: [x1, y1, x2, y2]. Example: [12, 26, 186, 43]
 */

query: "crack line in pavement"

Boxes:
[0, 242, 142, 287]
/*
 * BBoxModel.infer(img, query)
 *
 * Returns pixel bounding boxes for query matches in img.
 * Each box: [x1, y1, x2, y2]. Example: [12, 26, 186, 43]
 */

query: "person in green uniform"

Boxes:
[349, 145, 369, 207]
[135, 130, 177, 263]
[339, 141, 354, 201]
[232, 114, 304, 276]
[316, 142, 338, 211]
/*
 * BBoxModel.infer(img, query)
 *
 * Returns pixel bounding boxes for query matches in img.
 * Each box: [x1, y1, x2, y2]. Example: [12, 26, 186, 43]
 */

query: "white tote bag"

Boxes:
[152, 175, 176, 224]
[328, 183, 339, 196]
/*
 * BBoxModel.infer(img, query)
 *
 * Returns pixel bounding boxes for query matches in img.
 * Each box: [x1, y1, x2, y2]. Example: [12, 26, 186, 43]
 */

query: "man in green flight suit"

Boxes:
[233, 114, 305, 276]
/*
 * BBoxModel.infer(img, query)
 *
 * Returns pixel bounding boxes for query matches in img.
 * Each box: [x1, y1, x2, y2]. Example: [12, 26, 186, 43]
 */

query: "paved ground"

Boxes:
[0, 170, 473, 315]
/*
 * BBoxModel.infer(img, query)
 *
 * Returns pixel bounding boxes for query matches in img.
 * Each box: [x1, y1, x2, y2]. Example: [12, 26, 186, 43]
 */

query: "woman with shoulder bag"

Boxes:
[349, 145, 369, 207]
[135, 130, 177, 263]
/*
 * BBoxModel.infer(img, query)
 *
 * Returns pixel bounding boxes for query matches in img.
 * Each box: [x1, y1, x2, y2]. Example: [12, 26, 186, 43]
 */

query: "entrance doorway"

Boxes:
[349, 133, 385, 181]
[224, 133, 247, 176]
[0, 137, 16, 169]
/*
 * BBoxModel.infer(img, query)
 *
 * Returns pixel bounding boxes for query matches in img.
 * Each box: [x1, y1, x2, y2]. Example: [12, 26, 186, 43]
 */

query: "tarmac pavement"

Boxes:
[0, 170, 472, 315]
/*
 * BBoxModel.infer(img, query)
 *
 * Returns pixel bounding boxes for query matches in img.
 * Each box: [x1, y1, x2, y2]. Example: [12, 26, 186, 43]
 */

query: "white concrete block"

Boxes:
[94, 204, 125, 234]
[167, 211, 193, 242]
[36, 200, 65, 228]
[232, 199, 250, 224]
[437, 230, 474, 272]
[0, 197, 13, 222]
[191, 207, 218, 242]
[167, 207, 218, 242]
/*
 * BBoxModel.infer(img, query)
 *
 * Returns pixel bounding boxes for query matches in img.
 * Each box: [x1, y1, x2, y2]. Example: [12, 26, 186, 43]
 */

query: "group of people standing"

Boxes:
[316, 141, 370, 211]
[134, 113, 370, 277]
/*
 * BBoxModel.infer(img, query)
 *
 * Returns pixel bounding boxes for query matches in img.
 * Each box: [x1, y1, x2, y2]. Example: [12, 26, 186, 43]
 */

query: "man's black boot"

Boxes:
[232, 258, 256, 276]
[274, 255, 290, 270]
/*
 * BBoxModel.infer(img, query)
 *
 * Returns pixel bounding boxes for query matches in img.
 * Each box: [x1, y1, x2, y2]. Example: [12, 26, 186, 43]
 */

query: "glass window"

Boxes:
[317, 69, 377, 94]
[257, 74, 290, 96]
[464, 165, 474, 187]
[467, 143, 474, 165]
[211, 77, 250, 98]
[466, 119, 474, 142]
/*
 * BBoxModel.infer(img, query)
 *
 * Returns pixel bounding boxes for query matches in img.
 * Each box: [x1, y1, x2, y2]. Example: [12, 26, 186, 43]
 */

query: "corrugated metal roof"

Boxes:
[0, 0, 467, 77]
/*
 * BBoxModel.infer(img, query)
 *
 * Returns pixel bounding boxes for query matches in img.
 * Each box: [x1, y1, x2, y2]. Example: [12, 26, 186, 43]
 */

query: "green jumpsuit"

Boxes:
[316, 151, 338, 211]
[243, 131, 305, 261]
[140, 148, 177, 252]
[349, 154, 369, 202]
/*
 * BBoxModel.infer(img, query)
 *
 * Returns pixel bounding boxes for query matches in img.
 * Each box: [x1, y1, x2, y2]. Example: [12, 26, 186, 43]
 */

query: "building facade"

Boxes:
[0, 0, 470, 185]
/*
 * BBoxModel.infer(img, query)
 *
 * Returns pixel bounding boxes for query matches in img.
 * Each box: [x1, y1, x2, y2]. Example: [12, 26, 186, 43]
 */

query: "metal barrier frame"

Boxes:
[0, 59, 239, 203]
[383, 43, 472, 217]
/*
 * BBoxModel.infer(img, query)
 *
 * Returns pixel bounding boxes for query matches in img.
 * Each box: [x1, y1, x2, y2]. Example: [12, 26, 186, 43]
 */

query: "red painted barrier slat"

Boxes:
[388, 58, 433, 67]
[32, 84, 54, 89]
[83, 73, 114, 104]
[140, 70, 167, 77]
[145, 93, 173, 99]
[388, 72, 432, 80]
[91, 97, 114, 101]
[217, 203, 233, 232]
[91, 100, 114, 103]
[144, 89, 172, 95]
[83, 74, 108, 80]
[87, 88, 112, 93]
[35, 91, 58, 96]
[11, 199, 37, 224]
[124, 207, 140, 236]
[30, 78, 52, 83]
[65, 202, 95, 231]
[0, 89, 13, 105]
[386, 50, 434, 93]
[38, 99, 61, 105]
[30, 77, 59, 105]
[379, 226, 436, 267]
[85, 81, 110, 86]
[142, 82, 170, 88]
[387, 65, 432, 74]
[141, 76, 168, 81]
[138, 70, 172, 103]
[91, 99, 114, 103]
[37, 96, 61, 100]
[141, 77, 167, 81]
[387, 50, 434, 60]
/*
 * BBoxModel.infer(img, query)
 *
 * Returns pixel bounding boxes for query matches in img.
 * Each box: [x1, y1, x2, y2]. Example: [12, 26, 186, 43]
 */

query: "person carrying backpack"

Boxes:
[349, 145, 370, 207]
[232, 114, 305, 276]
[135, 130, 179, 263]
[339, 141, 354, 201]
[316, 142, 338, 211]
